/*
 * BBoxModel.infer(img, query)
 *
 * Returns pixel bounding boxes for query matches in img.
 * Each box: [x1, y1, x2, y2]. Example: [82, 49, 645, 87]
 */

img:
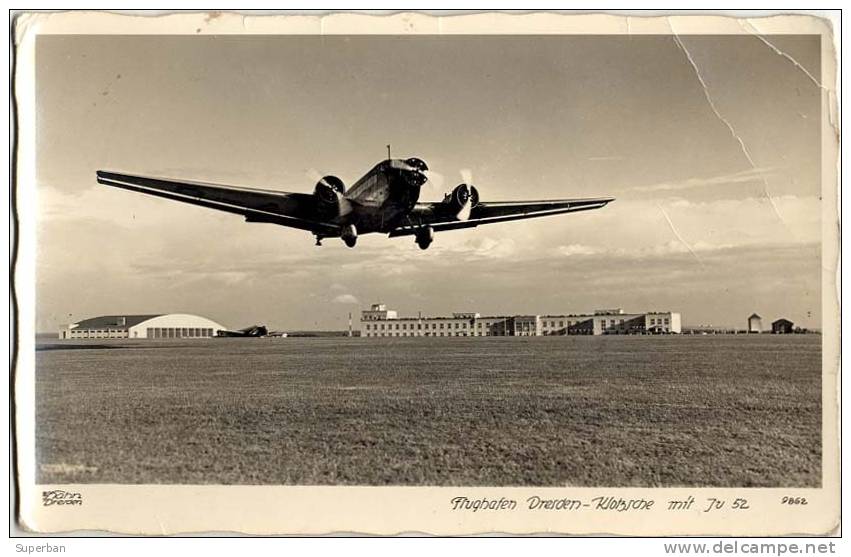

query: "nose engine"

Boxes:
[403, 158, 429, 187]
[405, 158, 429, 173]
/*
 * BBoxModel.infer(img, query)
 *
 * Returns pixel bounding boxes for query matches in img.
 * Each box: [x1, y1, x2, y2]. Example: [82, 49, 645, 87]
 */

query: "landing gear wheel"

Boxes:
[341, 224, 358, 248]
[415, 226, 434, 250]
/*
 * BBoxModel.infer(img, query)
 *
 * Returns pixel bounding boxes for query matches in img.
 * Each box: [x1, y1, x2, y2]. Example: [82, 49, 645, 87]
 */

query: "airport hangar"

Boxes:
[59, 314, 227, 340]
[361, 304, 681, 337]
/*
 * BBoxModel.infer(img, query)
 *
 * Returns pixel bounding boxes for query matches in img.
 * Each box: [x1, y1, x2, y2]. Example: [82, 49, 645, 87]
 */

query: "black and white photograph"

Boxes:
[12, 11, 839, 536]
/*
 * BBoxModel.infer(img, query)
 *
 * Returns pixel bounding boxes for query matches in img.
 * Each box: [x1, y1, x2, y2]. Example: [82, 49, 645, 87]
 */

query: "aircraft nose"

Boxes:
[409, 171, 428, 187]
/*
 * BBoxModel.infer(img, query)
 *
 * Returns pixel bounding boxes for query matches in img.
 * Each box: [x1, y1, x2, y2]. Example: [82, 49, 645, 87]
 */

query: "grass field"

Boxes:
[34, 335, 821, 486]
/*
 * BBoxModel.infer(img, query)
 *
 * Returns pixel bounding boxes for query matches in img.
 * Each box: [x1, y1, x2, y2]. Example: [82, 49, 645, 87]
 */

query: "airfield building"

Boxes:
[360, 305, 681, 337]
[59, 314, 227, 340]
[771, 318, 794, 334]
[747, 313, 763, 333]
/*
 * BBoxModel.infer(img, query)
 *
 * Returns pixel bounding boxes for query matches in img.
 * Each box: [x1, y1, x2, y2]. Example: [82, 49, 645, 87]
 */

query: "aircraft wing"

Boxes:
[96, 171, 340, 235]
[388, 197, 614, 237]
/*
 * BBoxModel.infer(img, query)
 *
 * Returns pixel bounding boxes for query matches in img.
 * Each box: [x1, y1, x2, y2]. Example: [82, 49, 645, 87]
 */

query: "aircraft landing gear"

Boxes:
[415, 226, 434, 250]
[314, 235, 323, 246]
[341, 224, 358, 248]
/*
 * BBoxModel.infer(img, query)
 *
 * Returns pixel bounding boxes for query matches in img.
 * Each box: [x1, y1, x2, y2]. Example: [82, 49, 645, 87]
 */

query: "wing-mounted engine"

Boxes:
[314, 175, 345, 203]
[312, 175, 358, 247]
[442, 183, 480, 221]
[313, 175, 351, 219]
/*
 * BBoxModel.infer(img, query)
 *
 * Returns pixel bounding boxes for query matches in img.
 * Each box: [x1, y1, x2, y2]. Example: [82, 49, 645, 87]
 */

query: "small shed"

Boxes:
[772, 318, 794, 334]
[747, 313, 763, 333]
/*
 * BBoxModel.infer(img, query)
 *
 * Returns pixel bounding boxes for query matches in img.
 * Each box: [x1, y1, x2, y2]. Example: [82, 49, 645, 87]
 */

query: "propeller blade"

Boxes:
[456, 183, 472, 221]
[307, 168, 329, 186]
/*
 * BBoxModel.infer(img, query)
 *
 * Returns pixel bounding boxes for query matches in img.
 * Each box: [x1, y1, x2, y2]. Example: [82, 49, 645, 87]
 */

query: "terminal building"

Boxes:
[59, 314, 227, 340]
[360, 304, 681, 337]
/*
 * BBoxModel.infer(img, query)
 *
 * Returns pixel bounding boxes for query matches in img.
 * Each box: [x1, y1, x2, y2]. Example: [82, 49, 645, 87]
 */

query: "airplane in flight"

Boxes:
[96, 155, 614, 250]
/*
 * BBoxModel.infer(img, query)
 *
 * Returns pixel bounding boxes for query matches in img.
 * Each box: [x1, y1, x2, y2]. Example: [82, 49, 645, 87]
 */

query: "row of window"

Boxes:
[509, 317, 674, 328]
[364, 328, 683, 337]
[68, 329, 127, 338]
[364, 331, 506, 337]
[598, 317, 670, 327]
[147, 327, 215, 339]
[363, 322, 476, 331]
[364, 317, 668, 331]
[543, 320, 578, 328]
[363, 329, 618, 337]
[363, 324, 575, 333]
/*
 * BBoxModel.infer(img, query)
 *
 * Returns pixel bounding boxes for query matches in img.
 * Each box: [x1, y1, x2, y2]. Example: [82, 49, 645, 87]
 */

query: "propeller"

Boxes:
[456, 168, 477, 220]
[456, 184, 473, 221]
[307, 168, 328, 186]
[307, 168, 352, 216]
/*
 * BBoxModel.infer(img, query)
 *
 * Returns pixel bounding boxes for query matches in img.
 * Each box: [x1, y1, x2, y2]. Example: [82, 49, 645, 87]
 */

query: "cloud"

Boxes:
[211, 271, 251, 286]
[554, 240, 739, 260]
[455, 237, 518, 259]
[630, 167, 774, 193]
[332, 294, 360, 304]
[38, 183, 209, 228]
[556, 244, 601, 257]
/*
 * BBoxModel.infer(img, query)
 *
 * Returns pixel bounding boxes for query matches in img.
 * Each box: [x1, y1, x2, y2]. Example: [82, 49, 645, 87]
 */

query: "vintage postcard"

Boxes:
[12, 11, 839, 535]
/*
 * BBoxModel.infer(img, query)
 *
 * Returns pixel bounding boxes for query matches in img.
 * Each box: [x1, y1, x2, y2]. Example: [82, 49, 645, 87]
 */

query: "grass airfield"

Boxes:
[35, 335, 821, 486]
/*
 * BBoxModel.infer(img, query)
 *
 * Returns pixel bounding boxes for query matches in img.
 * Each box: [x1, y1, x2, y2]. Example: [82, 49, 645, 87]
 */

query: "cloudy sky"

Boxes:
[34, 34, 824, 331]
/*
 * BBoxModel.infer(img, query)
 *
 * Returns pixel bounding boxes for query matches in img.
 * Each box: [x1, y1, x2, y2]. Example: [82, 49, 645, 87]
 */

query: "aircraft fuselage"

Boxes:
[334, 158, 428, 235]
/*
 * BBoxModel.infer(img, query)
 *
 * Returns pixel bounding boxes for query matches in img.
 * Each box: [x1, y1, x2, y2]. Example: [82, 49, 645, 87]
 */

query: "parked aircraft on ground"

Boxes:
[215, 325, 287, 338]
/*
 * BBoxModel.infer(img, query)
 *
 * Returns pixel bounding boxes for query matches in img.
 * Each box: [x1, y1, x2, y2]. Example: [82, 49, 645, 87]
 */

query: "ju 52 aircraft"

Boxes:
[96, 153, 613, 250]
[215, 325, 286, 338]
